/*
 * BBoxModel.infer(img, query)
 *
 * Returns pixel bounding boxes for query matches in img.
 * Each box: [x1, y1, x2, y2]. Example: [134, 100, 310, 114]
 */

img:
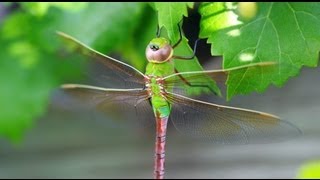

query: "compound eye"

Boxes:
[146, 44, 173, 63]
[149, 44, 159, 51]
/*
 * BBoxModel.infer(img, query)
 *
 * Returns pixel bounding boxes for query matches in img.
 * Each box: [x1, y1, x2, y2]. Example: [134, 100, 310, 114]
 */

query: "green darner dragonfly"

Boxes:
[57, 28, 301, 179]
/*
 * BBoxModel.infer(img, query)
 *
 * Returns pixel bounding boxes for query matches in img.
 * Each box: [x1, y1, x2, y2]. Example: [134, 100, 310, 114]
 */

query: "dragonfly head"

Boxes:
[146, 37, 173, 63]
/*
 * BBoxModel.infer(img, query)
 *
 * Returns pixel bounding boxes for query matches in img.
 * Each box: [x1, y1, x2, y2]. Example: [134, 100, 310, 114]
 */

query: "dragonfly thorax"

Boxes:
[145, 76, 166, 98]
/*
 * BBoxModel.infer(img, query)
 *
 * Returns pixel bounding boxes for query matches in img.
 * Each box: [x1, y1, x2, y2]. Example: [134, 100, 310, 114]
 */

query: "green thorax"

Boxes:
[145, 61, 174, 118]
[145, 60, 174, 77]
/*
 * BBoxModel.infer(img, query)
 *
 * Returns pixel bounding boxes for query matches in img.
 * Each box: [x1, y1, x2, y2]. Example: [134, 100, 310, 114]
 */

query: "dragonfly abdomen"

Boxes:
[154, 110, 169, 179]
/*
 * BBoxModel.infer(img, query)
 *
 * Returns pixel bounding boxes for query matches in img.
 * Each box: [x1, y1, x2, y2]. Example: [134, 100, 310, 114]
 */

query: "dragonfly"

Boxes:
[57, 27, 301, 179]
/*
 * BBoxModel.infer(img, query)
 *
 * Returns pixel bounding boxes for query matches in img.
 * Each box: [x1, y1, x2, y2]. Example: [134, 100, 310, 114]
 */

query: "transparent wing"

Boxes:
[163, 62, 276, 96]
[61, 84, 154, 128]
[166, 92, 301, 144]
[57, 31, 146, 89]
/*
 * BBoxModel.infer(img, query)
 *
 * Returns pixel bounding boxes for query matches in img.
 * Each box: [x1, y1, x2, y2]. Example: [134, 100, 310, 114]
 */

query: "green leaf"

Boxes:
[155, 2, 194, 43]
[155, 2, 221, 96]
[200, 2, 320, 100]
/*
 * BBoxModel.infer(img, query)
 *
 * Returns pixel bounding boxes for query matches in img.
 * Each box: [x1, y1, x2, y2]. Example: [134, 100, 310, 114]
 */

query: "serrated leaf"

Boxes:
[199, 2, 320, 100]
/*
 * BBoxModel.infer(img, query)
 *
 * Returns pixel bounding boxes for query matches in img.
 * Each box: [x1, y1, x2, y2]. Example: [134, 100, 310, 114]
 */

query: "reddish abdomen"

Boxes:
[154, 113, 168, 179]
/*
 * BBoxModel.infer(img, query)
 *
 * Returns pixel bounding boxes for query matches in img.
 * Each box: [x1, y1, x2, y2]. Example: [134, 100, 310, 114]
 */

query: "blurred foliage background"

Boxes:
[0, 2, 320, 178]
[0, 2, 159, 141]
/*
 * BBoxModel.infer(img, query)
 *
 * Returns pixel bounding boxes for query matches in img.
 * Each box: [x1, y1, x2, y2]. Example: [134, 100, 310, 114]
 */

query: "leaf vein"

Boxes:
[267, 18, 282, 76]
[286, 2, 312, 57]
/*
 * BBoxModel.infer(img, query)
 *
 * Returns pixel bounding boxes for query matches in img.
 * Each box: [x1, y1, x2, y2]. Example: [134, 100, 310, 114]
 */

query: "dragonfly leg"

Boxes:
[171, 18, 185, 49]
[172, 38, 200, 60]
[173, 68, 219, 95]
[156, 24, 163, 38]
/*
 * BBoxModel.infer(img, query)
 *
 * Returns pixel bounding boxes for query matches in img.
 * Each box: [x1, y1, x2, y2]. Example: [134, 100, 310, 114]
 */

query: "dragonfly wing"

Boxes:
[61, 84, 154, 128]
[57, 31, 146, 89]
[163, 62, 276, 96]
[166, 92, 301, 144]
